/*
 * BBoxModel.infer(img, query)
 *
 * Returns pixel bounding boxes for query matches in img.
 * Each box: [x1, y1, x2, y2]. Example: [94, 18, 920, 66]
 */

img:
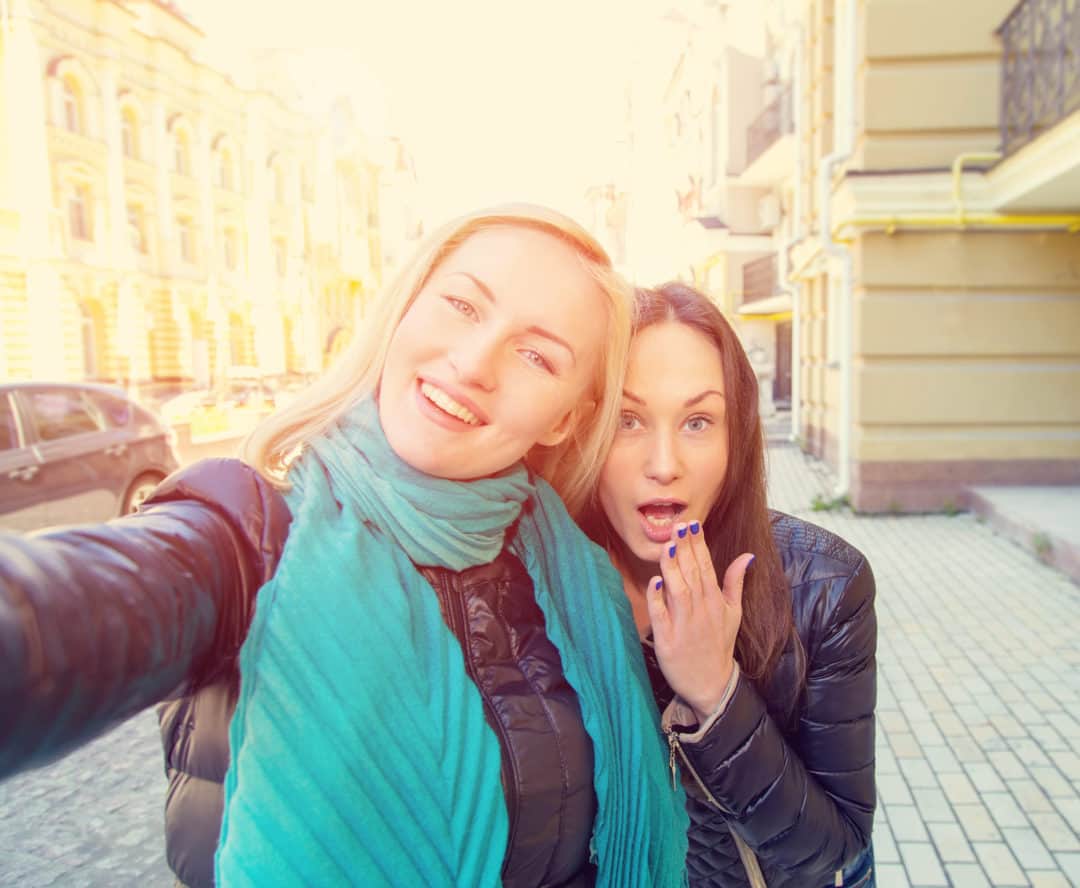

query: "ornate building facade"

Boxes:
[0, 0, 385, 394]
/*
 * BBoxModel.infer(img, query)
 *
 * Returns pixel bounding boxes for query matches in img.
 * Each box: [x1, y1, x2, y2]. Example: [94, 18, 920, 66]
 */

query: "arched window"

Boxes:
[121, 108, 139, 159]
[62, 78, 83, 134]
[68, 184, 92, 241]
[176, 215, 196, 263]
[216, 146, 234, 189]
[222, 226, 239, 270]
[174, 130, 191, 175]
[127, 204, 147, 254]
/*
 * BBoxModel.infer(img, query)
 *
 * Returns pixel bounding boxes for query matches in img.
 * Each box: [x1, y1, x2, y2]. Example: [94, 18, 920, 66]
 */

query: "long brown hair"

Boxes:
[583, 281, 797, 686]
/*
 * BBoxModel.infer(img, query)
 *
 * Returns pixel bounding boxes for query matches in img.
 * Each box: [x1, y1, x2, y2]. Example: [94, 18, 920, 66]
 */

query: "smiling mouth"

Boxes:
[420, 381, 482, 426]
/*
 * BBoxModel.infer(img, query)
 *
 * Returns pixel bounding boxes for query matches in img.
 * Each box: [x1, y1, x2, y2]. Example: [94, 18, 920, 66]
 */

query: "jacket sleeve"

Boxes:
[672, 557, 876, 883]
[0, 458, 290, 782]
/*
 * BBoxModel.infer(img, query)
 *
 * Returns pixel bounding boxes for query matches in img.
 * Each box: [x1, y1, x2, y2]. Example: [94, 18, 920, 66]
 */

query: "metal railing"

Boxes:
[745, 86, 794, 169]
[742, 254, 777, 306]
[998, 0, 1080, 155]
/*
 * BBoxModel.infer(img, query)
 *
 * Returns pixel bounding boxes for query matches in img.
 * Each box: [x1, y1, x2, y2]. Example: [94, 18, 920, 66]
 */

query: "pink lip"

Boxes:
[636, 499, 687, 544]
[418, 376, 489, 425]
[413, 379, 488, 432]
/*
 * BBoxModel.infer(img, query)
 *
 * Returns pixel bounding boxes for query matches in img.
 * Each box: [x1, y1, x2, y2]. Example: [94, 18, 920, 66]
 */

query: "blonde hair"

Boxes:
[243, 203, 631, 518]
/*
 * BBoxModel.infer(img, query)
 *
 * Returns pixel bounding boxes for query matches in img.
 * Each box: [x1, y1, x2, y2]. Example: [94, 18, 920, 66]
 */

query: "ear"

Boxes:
[536, 399, 596, 448]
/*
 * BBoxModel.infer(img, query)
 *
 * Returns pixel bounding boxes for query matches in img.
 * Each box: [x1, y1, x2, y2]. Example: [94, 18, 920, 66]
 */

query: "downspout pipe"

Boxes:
[779, 24, 805, 444]
[821, 0, 858, 500]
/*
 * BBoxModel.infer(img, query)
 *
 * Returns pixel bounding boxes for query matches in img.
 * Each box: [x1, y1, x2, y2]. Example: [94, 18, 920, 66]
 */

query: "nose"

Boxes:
[645, 429, 683, 485]
[448, 327, 498, 392]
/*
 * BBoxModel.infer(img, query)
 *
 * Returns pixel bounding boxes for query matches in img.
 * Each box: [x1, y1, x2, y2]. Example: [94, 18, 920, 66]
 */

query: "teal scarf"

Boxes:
[216, 398, 687, 886]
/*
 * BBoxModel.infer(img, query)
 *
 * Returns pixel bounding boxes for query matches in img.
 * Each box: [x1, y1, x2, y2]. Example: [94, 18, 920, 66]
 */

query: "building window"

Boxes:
[216, 148, 234, 189]
[62, 79, 83, 134]
[127, 204, 147, 253]
[121, 109, 139, 159]
[68, 185, 92, 241]
[174, 131, 191, 176]
[177, 216, 196, 264]
[273, 238, 287, 276]
[223, 227, 239, 270]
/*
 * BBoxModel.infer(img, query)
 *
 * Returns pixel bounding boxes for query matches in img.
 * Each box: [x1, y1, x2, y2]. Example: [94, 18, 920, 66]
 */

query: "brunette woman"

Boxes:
[582, 281, 876, 888]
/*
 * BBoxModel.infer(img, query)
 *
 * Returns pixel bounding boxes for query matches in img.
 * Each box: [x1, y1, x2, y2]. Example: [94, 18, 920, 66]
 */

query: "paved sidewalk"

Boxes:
[767, 444, 1080, 888]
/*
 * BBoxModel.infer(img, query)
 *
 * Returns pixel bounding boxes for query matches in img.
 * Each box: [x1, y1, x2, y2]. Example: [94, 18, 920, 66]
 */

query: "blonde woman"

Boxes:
[0, 205, 688, 888]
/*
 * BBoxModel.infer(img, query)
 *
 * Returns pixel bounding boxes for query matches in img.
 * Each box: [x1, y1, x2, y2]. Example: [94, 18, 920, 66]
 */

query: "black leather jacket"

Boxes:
[644, 512, 877, 888]
[0, 459, 597, 888]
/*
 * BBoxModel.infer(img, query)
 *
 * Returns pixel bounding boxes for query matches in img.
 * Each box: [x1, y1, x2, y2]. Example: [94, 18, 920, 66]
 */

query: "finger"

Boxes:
[685, 519, 721, 597]
[645, 575, 671, 634]
[721, 552, 755, 610]
[662, 534, 692, 617]
[673, 521, 702, 605]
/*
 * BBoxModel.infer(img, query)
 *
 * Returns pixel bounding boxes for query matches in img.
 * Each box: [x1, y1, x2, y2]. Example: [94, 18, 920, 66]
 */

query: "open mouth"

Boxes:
[637, 501, 686, 540]
[419, 381, 483, 426]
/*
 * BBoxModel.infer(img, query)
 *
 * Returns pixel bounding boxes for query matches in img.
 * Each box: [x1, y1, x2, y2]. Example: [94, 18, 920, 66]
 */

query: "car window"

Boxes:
[0, 395, 20, 451]
[89, 391, 133, 427]
[26, 390, 105, 441]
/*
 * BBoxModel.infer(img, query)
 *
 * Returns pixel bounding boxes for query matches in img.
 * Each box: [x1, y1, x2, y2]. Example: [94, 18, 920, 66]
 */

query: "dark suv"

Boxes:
[0, 382, 180, 532]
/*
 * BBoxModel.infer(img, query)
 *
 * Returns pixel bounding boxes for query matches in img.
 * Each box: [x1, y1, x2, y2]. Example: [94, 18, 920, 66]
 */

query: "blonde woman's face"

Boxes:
[378, 226, 605, 480]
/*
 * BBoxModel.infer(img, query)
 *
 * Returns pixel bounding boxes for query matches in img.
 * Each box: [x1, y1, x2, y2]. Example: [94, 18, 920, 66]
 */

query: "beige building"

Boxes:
[0, 0, 384, 397]
[777, 0, 1080, 511]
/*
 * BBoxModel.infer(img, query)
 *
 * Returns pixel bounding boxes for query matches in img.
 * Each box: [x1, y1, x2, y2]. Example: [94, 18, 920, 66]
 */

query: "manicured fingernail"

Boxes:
[655, 579, 663, 591]
[689, 521, 700, 535]
[668, 544, 677, 558]
[747, 554, 756, 569]
[676, 523, 687, 538]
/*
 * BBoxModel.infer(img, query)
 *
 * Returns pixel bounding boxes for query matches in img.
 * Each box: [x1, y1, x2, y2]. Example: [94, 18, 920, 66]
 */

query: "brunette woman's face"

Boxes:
[379, 226, 605, 480]
[598, 321, 730, 568]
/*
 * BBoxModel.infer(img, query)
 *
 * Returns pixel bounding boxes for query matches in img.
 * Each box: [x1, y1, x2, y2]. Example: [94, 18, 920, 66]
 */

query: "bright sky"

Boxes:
[183, 0, 762, 223]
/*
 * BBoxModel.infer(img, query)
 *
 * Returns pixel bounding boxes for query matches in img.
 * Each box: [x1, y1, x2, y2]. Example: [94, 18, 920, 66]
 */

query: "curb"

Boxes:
[964, 487, 1080, 587]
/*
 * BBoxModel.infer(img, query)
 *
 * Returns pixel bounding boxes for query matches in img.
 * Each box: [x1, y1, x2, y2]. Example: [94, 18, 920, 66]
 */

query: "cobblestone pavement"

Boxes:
[2, 442, 1077, 887]
[0, 711, 169, 886]
[767, 443, 1080, 888]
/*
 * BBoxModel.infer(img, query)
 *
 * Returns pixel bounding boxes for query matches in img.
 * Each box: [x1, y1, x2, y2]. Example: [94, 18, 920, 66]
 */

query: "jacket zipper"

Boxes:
[665, 728, 733, 815]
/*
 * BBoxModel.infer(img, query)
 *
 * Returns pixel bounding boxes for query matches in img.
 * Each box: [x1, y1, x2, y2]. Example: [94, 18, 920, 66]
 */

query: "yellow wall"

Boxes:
[790, 0, 1080, 509]
[853, 230, 1080, 462]
[858, 0, 1014, 170]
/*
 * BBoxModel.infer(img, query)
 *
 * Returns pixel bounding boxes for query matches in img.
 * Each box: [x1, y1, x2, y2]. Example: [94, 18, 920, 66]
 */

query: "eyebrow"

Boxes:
[453, 271, 577, 366]
[623, 389, 725, 408]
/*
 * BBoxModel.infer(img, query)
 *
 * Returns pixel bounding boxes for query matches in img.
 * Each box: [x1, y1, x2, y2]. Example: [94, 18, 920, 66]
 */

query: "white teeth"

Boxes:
[420, 382, 481, 425]
[644, 513, 674, 527]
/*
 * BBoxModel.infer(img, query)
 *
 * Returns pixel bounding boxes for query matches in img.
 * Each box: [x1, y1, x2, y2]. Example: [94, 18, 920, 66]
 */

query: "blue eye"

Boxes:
[684, 415, 713, 433]
[445, 295, 478, 320]
[520, 348, 555, 373]
[618, 412, 641, 431]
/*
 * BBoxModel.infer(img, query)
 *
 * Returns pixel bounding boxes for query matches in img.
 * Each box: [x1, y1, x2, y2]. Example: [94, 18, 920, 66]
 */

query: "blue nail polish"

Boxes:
[655, 579, 663, 591]
[677, 525, 687, 538]
[689, 521, 700, 535]
[668, 544, 677, 558]
[747, 554, 756, 569]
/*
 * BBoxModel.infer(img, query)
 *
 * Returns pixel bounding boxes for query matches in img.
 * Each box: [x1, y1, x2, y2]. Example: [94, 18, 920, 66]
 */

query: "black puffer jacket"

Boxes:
[644, 511, 876, 888]
[0, 459, 597, 888]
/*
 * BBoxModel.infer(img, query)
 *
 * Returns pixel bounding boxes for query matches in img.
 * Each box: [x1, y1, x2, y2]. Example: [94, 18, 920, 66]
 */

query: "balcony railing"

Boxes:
[742, 254, 777, 306]
[998, 0, 1080, 155]
[745, 87, 794, 169]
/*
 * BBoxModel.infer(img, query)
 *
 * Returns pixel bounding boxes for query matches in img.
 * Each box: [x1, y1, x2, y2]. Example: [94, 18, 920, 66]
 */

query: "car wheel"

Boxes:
[122, 473, 164, 515]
